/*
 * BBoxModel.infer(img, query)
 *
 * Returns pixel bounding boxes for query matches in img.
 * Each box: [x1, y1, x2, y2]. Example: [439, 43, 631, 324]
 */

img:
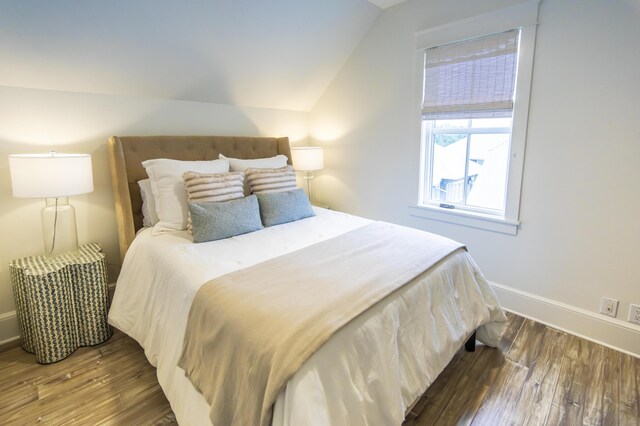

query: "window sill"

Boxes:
[408, 204, 519, 235]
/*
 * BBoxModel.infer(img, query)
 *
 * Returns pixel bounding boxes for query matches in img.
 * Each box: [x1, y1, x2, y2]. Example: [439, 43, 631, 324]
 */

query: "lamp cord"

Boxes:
[49, 197, 59, 255]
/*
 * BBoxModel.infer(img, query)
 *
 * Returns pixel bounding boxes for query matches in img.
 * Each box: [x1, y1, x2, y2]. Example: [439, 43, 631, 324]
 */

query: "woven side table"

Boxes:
[9, 243, 112, 364]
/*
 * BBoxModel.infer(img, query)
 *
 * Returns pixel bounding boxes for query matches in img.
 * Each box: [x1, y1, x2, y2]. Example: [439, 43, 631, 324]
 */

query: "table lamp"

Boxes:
[9, 152, 94, 258]
[291, 146, 324, 202]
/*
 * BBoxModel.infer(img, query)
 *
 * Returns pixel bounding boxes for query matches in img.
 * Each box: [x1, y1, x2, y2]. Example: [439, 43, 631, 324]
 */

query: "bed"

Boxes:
[107, 135, 507, 426]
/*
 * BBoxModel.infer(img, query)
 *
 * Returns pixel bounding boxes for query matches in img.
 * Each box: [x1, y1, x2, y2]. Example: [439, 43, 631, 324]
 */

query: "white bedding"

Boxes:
[108, 207, 506, 426]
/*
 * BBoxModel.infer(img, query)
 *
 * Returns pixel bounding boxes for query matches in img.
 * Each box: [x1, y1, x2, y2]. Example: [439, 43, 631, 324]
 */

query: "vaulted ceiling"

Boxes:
[0, 0, 381, 111]
[366, 0, 408, 9]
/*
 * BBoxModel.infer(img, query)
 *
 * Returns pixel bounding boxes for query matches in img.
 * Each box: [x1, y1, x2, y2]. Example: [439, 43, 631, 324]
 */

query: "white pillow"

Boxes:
[138, 179, 159, 227]
[142, 158, 229, 234]
[219, 154, 288, 172]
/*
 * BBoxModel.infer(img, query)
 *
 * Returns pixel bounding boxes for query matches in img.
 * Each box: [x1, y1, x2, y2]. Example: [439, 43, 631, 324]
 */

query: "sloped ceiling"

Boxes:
[0, 0, 380, 111]
[366, 0, 408, 9]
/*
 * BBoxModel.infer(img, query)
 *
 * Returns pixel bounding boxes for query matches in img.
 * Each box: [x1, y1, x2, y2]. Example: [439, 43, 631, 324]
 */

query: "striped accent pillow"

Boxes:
[245, 166, 297, 194]
[183, 171, 245, 233]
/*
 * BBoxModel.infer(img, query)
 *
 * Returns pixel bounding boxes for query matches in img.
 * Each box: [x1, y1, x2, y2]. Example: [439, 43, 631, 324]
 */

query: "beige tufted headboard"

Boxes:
[108, 135, 292, 262]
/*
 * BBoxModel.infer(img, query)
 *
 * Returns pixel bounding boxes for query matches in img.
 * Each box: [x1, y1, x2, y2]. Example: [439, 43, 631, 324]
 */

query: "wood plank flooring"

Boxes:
[0, 331, 176, 425]
[405, 312, 639, 426]
[0, 312, 637, 425]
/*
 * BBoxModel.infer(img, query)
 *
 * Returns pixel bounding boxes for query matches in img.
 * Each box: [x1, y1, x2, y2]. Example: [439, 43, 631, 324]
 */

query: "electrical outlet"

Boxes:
[629, 304, 640, 325]
[600, 297, 618, 317]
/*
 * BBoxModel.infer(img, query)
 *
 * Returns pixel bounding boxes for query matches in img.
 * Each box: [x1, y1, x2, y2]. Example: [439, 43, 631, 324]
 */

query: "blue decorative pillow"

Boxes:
[189, 195, 263, 243]
[256, 188, 315, 227]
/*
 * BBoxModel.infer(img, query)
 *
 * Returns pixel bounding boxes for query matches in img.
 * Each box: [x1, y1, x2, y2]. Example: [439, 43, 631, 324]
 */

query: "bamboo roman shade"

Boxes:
[422, 29, 520, 120]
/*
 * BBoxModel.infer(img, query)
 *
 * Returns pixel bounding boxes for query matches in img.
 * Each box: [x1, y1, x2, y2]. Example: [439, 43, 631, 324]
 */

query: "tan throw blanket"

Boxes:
[178, 221, 464, 426]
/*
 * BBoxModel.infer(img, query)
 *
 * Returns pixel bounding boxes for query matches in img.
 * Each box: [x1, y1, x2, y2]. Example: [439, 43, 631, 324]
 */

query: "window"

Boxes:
[424, 117, 512, 213]
[412, 2, 539, 235]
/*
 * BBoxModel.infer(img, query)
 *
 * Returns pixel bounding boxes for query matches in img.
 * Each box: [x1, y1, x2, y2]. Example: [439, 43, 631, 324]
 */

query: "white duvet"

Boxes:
[108, 208, 506, 426]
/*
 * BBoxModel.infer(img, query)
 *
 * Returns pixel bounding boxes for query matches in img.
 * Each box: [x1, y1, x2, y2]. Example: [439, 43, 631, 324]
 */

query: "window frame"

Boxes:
[411, 1, 540, 235]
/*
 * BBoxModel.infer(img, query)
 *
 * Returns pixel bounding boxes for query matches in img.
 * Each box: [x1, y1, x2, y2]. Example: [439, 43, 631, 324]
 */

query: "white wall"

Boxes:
[0, 0, 379, 111]
[310, 0, 640, 355]
[0, 85, 309, 343]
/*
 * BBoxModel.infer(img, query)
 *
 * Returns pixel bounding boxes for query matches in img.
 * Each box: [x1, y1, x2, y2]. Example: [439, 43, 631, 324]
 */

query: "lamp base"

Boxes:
[42, 197, 79, 258]
[302, 172, 315, 203]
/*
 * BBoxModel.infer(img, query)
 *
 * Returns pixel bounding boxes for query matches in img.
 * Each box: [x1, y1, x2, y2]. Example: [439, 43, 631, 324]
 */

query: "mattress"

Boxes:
[108, 207, 506, 425]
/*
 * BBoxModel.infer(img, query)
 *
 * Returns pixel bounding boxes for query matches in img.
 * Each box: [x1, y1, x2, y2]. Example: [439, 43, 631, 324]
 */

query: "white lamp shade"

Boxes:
[291, 146, 324, 171]
[9, 153, 94, 198]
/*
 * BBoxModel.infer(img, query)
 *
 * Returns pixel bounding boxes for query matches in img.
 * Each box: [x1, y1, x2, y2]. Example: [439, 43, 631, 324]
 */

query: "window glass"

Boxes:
[434, 119, 468, 129]
[425, 119, 510, 212]
[430, 134, 468, 204]
[471, 118, 512, 128]
[466, 133, 510, 211]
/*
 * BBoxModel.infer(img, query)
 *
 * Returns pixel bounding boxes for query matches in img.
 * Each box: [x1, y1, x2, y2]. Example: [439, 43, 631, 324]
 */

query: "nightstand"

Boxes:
[9, 243, 112, 364]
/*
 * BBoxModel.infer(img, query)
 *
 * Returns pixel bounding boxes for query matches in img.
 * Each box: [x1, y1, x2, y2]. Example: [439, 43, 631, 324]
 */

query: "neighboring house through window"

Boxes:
[411, 1, 539, 235]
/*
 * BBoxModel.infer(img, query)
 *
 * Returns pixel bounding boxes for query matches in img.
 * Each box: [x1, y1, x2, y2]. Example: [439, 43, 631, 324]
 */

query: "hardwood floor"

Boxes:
[405, 312, 640, 426]
[0, 331, 176, 425]
[0, 312, 637, 425]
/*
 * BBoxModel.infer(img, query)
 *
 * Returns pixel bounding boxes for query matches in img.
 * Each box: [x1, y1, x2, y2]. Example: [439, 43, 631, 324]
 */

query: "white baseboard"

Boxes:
[489, 281, 640, 358]
[0, 311, 20, 346]
[2, 283, 638, 358]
